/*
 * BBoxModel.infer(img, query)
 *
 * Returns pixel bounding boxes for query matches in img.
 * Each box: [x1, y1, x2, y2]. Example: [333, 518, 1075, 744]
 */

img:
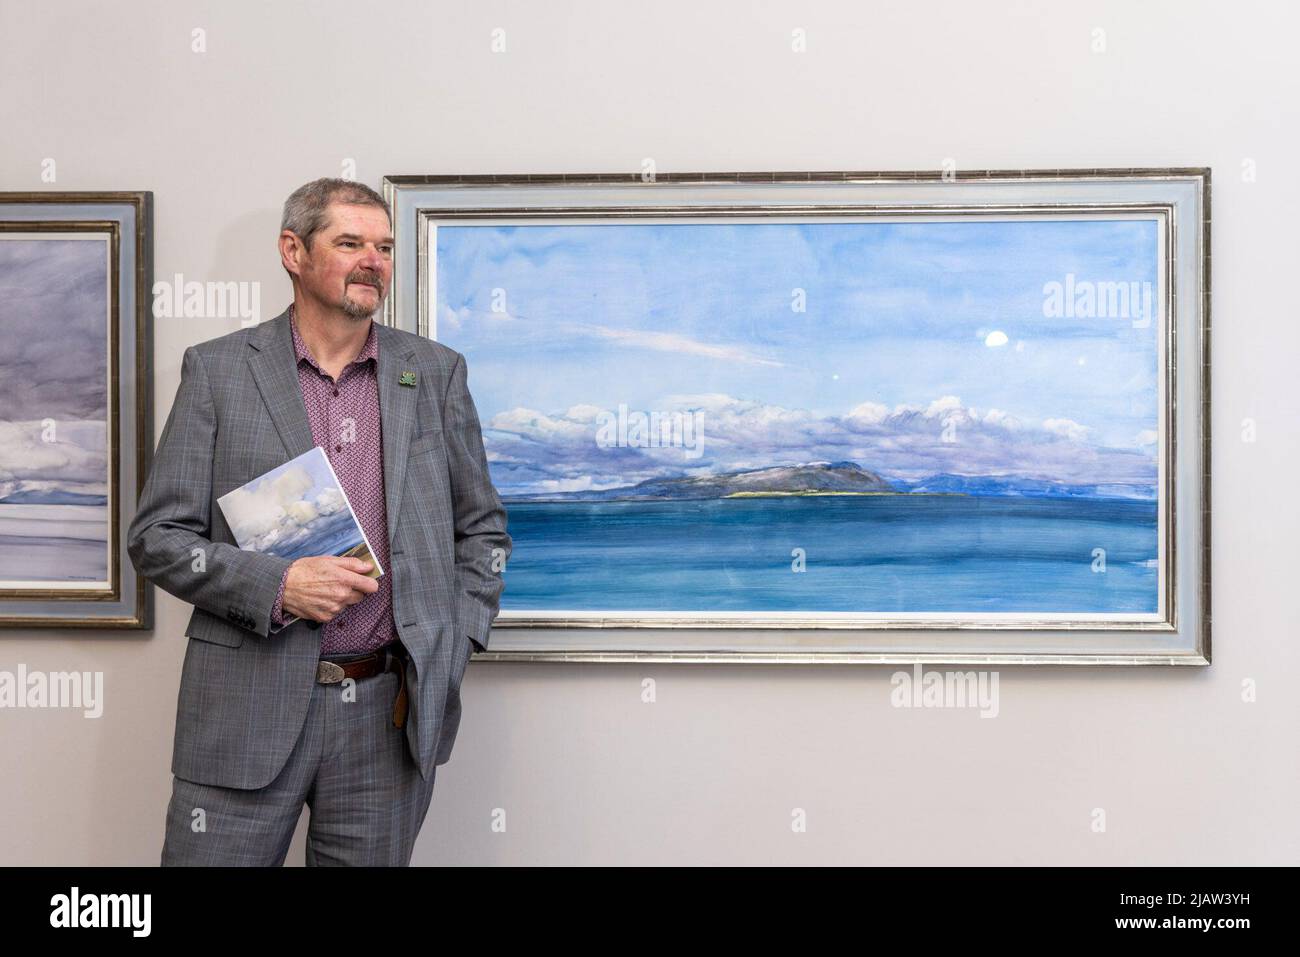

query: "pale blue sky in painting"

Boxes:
[0, 236, 109, 503]
[435, 219, 1159, 497]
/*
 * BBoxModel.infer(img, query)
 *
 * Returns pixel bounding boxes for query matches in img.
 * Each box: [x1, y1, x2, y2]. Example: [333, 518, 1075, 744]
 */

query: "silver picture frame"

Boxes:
[382, 170, 1209, 665]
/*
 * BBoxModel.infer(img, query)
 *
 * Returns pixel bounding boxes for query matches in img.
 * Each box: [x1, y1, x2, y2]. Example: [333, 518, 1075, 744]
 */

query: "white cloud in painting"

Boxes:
[489, 405, 608, 446]
[582, 325, 785, 367]
[981, 408, 1022, 430]
[1042, 418, 1090, 442]
[984, 330, 1009, 347]
[439, 303, 517, 332]
[439, 304, 471, 331]
[440, 293, 784, 369]
[484, 392, 1158, 493]
[844, 401, 889, 426]
[0, 419, 108, 500]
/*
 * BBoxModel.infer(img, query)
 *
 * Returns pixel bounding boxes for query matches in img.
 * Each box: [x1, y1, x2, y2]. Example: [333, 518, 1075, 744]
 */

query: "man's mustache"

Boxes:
[346, 272, 384, 291]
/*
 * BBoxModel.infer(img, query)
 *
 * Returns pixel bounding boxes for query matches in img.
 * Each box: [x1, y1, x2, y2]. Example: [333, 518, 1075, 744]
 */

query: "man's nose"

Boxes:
[359, 245, 386, 271]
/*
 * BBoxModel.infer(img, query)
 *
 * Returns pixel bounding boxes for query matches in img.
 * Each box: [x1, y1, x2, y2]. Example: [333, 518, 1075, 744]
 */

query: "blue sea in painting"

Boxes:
[500, 495, 1157, 613]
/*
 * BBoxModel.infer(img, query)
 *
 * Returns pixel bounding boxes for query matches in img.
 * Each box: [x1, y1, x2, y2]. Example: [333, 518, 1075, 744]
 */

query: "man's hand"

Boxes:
[281, 556, 379, 623]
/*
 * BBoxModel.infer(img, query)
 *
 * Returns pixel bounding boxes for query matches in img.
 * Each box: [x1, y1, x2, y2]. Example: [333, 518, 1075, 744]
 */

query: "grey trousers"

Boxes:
[161, 658, 437, 866]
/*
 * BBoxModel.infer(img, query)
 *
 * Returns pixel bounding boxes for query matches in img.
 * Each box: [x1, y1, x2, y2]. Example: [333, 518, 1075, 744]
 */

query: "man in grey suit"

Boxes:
[128, 178, 511, 865]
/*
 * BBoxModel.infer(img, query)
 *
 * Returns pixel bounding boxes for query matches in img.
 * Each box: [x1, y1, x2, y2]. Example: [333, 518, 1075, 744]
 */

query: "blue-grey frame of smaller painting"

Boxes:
[0, 193, 153, 629]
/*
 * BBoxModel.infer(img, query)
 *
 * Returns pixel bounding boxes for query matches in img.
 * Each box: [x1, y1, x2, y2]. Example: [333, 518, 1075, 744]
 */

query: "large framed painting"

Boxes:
[0, 192, 153, 628]
[383, 170, 1209, 665]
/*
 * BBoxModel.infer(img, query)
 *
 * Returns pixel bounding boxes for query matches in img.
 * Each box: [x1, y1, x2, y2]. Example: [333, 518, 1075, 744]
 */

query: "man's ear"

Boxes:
[279, 229, 305, 279]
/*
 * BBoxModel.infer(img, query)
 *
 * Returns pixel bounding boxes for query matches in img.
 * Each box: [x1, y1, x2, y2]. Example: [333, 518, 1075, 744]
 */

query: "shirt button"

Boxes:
[335, 444, 342, 452]
[333, 389, 339, 397]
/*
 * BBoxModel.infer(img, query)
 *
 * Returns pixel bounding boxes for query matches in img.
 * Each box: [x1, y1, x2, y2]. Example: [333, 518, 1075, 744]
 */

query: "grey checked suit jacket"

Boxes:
[127, 306, 511, 790]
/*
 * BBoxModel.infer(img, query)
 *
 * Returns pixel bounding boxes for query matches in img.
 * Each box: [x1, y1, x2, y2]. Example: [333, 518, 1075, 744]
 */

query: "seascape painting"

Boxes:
[433, 217, 1163, 620]
[0, 234, 113, 593]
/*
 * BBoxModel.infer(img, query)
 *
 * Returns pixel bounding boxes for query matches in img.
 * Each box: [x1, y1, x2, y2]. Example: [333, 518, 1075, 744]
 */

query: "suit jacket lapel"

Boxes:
[248, 307, 315, 459]
[375, 322, 418, 546]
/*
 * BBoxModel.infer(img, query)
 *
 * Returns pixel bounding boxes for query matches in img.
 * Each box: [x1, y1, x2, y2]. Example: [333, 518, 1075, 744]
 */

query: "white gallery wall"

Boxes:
[1, 0, 1296, 865]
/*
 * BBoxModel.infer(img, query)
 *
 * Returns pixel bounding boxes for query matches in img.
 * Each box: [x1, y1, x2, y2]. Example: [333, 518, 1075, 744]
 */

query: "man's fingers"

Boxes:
[314, 556, 378, 588]
[337, 569, 380, 593]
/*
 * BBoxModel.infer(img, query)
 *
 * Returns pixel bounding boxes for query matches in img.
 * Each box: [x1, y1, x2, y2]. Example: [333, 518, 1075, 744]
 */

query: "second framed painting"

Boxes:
[0, 192, 153, 629]
[383, 170, 1209, 665]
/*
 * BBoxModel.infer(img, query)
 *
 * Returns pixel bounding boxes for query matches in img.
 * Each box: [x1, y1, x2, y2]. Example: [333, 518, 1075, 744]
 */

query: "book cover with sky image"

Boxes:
[217, 447, 383, 625]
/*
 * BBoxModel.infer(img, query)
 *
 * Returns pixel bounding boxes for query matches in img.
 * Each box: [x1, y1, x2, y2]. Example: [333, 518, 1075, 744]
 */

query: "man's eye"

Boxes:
[341, 241, 357, 248]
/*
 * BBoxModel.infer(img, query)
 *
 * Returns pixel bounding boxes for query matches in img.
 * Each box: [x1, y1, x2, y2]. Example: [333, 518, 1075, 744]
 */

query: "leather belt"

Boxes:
[316, 641, 409, 729]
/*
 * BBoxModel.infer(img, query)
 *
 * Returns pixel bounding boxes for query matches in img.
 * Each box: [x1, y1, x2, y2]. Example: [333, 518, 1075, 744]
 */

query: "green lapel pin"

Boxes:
[399, 370, 417, 387]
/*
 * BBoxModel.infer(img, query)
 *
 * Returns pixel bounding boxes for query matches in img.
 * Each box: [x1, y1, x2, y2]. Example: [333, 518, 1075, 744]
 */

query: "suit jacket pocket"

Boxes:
[408, 428, 445, 459]
[447, 631, 472, 691]
[184, 608, 246, 648]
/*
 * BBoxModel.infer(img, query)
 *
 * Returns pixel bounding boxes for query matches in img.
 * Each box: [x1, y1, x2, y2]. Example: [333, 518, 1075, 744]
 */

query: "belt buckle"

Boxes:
[316, 660, 347, 683]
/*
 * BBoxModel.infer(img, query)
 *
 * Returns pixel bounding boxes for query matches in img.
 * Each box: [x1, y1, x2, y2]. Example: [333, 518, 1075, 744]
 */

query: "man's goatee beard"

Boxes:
[341, 295, 378, 320]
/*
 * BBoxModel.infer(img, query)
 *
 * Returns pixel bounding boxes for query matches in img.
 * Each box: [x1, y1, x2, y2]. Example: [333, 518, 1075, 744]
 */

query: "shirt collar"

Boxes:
[289, 304, 378, 373]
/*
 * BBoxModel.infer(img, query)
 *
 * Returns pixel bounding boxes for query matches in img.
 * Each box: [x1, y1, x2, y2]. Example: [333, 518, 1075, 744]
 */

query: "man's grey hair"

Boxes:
[280, 178, 390, 249]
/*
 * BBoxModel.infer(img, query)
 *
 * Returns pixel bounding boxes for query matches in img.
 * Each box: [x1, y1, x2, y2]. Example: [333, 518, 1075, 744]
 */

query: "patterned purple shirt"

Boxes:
[268, 307, 395, 656]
